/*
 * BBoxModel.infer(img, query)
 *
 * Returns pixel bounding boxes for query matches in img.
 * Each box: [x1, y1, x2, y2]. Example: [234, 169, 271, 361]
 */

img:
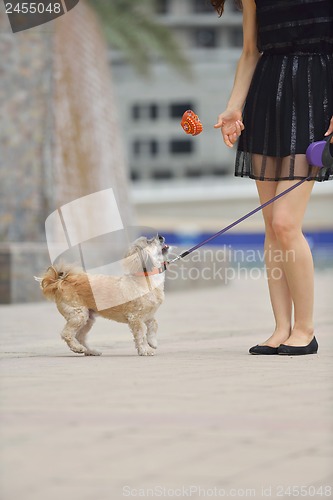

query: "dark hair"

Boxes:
[210, 1, 242, 17]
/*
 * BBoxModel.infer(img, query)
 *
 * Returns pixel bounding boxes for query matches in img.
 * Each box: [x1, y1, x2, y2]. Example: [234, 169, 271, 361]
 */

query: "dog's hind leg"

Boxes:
[76, 311, 101, 356]
[57, 302, 89, 354]
[128, 316, 155, 356]
[145, 318, 158, 350]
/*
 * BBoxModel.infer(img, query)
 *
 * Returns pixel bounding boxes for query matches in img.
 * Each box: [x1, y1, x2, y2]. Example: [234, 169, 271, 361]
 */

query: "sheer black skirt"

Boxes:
[235, 53, 333, 182]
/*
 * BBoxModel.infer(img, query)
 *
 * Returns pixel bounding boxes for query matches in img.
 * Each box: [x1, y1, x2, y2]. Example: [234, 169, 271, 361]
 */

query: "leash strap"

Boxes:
[170, 176, 311, 263]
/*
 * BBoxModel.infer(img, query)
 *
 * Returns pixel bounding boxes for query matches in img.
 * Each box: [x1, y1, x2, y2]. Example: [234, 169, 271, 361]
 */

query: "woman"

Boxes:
[211, 0, 333, 355]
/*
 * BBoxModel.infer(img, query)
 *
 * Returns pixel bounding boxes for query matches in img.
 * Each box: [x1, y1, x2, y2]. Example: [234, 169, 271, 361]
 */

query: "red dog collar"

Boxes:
[133, 262, 168, 277]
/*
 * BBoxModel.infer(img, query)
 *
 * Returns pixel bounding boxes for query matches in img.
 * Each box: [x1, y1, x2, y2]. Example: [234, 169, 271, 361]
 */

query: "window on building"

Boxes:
[212, 167, 228, 176]
[230, 27, 243, 47]
[170, 140, 194, 154]
[152, 169, 174, 180]
[170, 103, 195, 119]
[186, 168, 203, 178]
[155, 0, 169, 14]
[132, 104, 158, 121]
[130, 170, 140, 181]
[133, 139, 159, 157]
[192, 0, 214, 13]
[150, 139, 158, 156]
[194, 28, 217, 48]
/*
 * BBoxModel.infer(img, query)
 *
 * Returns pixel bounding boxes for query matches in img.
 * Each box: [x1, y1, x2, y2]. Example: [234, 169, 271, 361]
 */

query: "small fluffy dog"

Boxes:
[38, 235, 169, 356]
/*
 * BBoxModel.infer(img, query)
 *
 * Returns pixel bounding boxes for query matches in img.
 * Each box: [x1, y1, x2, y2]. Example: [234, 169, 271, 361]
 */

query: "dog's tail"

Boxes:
[38, 263, 83, 301]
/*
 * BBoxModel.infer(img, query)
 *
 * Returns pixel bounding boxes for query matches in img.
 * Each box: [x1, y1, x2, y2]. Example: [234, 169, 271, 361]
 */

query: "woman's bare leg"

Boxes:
[256, 180, 292, 347]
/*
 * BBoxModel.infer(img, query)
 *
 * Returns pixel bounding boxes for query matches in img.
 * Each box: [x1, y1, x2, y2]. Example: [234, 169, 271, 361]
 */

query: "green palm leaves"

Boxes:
[86, 0, 189, 76]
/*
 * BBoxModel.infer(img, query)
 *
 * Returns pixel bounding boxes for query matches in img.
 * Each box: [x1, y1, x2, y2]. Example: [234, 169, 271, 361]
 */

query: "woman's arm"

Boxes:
[214, 0, 260, 147]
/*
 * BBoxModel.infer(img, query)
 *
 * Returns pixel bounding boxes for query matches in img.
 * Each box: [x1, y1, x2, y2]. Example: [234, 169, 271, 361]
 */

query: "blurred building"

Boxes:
[110, 1, 333, 262]
[111, 0, 243, 182]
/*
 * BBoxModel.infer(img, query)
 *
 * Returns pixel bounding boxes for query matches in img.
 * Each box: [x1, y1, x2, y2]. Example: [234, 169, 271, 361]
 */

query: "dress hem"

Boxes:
[234, 173, 332, 182]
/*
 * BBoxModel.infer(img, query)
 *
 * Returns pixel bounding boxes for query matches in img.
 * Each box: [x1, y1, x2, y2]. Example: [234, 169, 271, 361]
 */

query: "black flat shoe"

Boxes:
[249, 345, 279, 355]
[278, 336, 318, 356]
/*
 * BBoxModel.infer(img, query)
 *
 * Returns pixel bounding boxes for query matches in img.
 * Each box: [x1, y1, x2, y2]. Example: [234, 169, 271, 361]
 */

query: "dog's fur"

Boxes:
[39, 236, 169, 356]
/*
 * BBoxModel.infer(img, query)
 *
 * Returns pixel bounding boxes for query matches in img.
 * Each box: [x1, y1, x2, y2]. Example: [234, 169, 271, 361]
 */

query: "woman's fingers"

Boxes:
[235, 120, 243, 135]
[223, 134, 234, 148]
[238, 120, 245, 131]
[214, 115, 244, 147]
[224, 120, 244, 148]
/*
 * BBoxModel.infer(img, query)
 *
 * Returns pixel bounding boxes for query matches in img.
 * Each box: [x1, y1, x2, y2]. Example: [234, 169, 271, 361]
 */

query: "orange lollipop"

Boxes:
[181, 110, 203, 136]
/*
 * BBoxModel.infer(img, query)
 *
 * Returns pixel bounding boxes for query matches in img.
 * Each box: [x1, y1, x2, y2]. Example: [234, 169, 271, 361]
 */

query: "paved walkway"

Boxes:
[1, 271, 332, 500]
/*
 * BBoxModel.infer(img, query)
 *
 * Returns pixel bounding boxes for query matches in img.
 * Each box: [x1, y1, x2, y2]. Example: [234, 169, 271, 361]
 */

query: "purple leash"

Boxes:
[167, 176, 311, 264]
[167, 134, 332, 265]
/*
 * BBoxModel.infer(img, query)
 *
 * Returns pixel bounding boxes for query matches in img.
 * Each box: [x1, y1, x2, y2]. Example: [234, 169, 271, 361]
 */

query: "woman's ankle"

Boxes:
[293, 323, 314, 335]
[260, 327, 291, 347]
[282, 327, 315, 346]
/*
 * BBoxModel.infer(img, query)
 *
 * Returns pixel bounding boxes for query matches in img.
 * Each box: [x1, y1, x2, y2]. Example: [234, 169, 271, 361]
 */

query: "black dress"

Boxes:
[235, 0, 333, 182]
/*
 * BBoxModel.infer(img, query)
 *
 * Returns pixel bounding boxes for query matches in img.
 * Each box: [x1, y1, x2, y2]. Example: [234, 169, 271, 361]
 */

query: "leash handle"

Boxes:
[322, 132, 333, 168]
[169, 176, 311, 263]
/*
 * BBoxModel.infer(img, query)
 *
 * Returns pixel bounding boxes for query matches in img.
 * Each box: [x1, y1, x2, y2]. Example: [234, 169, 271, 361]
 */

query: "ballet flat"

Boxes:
[249, 345, 279, 355]
[278, 336, 318, 356]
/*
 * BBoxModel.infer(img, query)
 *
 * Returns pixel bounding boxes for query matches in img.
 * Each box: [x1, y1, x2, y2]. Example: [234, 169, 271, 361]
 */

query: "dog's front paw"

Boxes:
[138, 346, 155, 356]
[84, 349, 102, 356]
[70, 345, 87, 355]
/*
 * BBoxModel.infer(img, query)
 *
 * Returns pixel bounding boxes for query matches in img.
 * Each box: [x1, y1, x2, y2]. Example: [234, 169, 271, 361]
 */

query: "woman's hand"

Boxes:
[214, 109, 245, 148]
[324, 116, 333, 143]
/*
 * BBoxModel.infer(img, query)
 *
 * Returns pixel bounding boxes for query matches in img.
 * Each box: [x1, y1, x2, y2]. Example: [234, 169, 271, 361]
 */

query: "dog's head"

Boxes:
[124, 234, 170, 275]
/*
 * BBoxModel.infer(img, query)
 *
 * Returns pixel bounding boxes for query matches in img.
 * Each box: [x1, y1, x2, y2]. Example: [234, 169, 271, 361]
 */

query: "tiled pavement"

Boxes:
[1, 270, 332, 500]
